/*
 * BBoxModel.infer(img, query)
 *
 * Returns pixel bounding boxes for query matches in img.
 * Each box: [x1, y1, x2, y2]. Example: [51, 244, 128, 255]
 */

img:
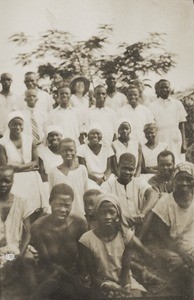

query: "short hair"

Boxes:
[157, 150, 175, 165]
[94, 85, 106, 93]
[59, 138, 76, 148]
[1, 73, 12, 80]
[25, 89, 37, 97]
[49, 183, 74, 204]
[119, 153, 136, 166]
[156, 79, 170, 90]
[24, 71, 36, 78]
[0, 165, 14, 175]
[83, 189, 101, 202]
[58, 85, 71, 93]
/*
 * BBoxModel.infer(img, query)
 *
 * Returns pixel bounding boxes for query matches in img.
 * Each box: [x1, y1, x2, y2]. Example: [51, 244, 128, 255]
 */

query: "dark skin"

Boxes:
[106, 74, 117, 96]
[142, 127, 159, 174]
[157, 81, 187, 153]
[78, 129, 112, 185]
[0, 169, 31, 254]
[58, 141, 79, 176]
[0, 73, 13, 96]
[4, 117, 39, 172]
[112, 122, 142, 177]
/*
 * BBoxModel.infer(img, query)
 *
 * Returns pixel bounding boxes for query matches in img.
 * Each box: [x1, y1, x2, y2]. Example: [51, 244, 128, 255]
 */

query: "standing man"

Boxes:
[105, 73, 128, 111]
[0, 73, 16, 137]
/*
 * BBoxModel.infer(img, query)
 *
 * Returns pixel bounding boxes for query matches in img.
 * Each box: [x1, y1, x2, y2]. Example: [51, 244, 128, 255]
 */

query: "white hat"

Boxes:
[116, 118, 131, 132]
[46, 125, 63, 137]
[7, 111, 24, 124]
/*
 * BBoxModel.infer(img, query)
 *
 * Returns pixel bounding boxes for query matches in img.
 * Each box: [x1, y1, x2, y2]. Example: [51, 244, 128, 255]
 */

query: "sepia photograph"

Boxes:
[0, 0, 194, 299]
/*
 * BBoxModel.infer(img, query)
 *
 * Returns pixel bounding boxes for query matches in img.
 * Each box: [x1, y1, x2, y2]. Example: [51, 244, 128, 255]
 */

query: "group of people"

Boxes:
[0, 70, 194, 299]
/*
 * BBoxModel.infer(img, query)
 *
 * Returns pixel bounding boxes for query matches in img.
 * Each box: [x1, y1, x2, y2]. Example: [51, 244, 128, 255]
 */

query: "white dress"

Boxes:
[38, 145, 63, 175]
[0, 133, 47, 212]
[149, 97, 187, 164]
[105, 91, 128, 111]
[77, 144, 114, 179]
[142, 142, 168, 168]
[48, 165, 90, 218]
[112, 138, 139, 166]
[117, 104, 154, 145]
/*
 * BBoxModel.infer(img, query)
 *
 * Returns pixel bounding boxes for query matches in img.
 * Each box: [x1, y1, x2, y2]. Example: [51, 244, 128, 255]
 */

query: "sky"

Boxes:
[0, 0, 194, 93]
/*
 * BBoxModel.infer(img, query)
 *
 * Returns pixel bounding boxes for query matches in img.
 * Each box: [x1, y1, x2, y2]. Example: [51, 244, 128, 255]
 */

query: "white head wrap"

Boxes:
[7, 111, 24, 124]
[116, 118, 131, 133]
[46, 125, 63, 137]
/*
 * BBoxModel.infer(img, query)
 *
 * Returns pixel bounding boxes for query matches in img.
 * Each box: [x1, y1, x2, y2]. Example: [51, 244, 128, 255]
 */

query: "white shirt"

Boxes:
[118, 104, 154, 145]
[0, 93, 17, 135]
[86, 106, 117, 147]
[105, 91, 128, 111]
[49, 105, 80, 146]
[101, 174, 151, 219]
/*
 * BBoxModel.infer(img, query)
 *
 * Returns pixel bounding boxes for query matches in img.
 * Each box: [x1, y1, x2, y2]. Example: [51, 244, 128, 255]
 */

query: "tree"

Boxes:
[9, 25, 176, 87]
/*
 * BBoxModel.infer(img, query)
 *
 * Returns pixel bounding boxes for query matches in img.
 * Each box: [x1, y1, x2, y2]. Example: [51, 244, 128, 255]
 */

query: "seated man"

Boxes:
[101, 153, 158, 229]
[29, 183, 88, 300]
[150, 167, 194, 298]
[148, 150, 175, 197]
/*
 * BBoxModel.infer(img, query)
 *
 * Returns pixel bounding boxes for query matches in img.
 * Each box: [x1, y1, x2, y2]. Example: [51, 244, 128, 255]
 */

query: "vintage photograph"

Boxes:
[0, 0, 194, 299]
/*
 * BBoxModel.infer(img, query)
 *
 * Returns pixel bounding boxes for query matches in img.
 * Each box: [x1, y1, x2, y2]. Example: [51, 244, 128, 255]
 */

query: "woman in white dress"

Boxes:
[77, 124, 113, 185]
[142, 123, 168, 175]
[0, 111, 46, 212]
[112, 119, 142, 177]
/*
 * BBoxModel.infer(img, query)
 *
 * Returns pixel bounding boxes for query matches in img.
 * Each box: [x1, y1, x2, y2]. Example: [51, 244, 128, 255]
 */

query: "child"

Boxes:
[22, 89, 47, 146]
[118, 85, 154, 145]
[142, 123, 168, 175]
[29, 183, 88, 299]
[49, 86, 82, 146]
[149, 79, 187, 164]
[77, 123, 113, 185]
[48, 138, 93, 219]
[86, 85, 117, 148]
[79, 193, 148, 298]
[112, 118, 142, 177]
[83, 189, 101, 229]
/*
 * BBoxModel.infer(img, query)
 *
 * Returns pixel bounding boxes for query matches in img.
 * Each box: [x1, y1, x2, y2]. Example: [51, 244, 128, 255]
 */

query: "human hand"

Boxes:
[133, 213, 145, 224]
[181, 142, 187, 153]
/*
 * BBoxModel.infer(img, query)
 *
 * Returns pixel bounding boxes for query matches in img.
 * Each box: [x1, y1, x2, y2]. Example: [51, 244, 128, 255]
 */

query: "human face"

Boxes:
[95, 87, 107, 108]
[106, 74, 116, 89]
[8, 118, 24, 135]
[97, 201, 118, 229]
[74, 81, 85, 94]
[118, 122, 131, 139]
[0, 169, 14, 195]
[173, 172, 193, 209]
[59, 141, 76, 162]
[25, 90, 38, 108]
[158, 155, 174, 179]
[88, 129, 102, 145]
[51, 195, 73, 222]
[127, 88, 139, 108]
[145, 128, 157, 143]
[158, 81, 171, 99]
[1, 73, 12, 89]
[84, 195, 97, 217]
[47, 131, 62, 147]
[58, 88, 71, 106]
[118, 161, 135, 184]
[24, 74, 37, 89]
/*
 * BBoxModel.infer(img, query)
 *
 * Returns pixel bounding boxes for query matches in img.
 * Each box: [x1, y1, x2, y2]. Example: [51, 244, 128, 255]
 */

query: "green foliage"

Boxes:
[9, 25, 176, 85]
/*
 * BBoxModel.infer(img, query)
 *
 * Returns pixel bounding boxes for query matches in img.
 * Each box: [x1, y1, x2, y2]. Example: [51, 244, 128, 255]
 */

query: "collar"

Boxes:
[56, 104, 72, 110]
[158, 97, 171, 102]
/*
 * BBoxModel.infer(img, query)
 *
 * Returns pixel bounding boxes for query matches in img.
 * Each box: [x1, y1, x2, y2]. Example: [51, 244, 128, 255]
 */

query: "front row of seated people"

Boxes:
[0, 154, 194, 298]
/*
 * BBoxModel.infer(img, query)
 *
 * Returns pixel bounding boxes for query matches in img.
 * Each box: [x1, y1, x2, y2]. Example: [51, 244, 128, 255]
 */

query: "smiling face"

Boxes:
[173, 172, 194, 209]
[58, 87, 71, 106]
[118, 160, 135, 184]
[158, 155, 174, 179]
[0, 169, 14, 196]
[88, 129, 102, 145]
[59, 141, 76, 162]
[158, 81, 171, 99]
[126, 88, 139, 108]
[24, 74, 37, 89]
[97, 201, 118, 230]
[51, 194, 73, 222]
[118, 122, 131, 139]
[47, 131, 62, 147]
[8, 117, 24, 136]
